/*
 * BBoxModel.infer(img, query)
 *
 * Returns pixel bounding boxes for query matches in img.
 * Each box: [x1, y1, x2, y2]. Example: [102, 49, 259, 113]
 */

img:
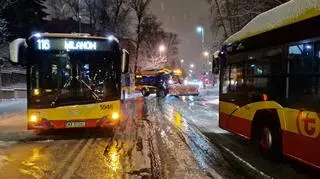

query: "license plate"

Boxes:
[65, 121, 86, 128]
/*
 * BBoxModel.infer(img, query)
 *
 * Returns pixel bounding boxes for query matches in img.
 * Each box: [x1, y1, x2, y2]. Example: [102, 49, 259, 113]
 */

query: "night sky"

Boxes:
[150, 0, 211, 75]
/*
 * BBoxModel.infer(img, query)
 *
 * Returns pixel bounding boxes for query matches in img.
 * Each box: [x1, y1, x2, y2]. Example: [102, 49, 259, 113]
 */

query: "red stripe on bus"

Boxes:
[282, 130, 320, 169]
[219, 112, 252, 139]
[29, 119, 119, 130]
[219, 112, 229, 130]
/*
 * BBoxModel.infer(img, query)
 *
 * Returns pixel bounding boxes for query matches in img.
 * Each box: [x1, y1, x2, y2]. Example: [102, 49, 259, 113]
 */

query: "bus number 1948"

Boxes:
[100, 104, 113, 110]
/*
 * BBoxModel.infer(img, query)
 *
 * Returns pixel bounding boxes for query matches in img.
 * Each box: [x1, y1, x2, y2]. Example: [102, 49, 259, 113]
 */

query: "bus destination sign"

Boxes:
[35, 38, 111, 51]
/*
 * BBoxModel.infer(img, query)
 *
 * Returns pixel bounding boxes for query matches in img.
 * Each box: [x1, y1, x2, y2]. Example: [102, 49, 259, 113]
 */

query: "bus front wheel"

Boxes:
[259, 120, 282, 160]
[156, 90, 166, 98]
[141, 89, 150, 97]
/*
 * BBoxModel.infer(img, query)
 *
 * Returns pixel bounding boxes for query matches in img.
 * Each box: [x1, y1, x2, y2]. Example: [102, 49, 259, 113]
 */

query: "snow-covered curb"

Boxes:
[0, 98, 26, 105]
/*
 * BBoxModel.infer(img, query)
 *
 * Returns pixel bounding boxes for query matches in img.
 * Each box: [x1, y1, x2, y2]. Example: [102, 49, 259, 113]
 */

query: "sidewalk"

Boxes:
[0, 99, 27, 118]
[0, 114, 35, 141]
[0, 98, 26, 104]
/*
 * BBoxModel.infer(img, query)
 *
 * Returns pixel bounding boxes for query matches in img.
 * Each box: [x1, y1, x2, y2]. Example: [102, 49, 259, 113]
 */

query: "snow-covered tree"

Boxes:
[164, 32, 180, 69]
[0, 0, 18, 43]
[1, 0, 48, 39]
[138, 14, 180, 71]
[45, 0, 131, 36]
[0, 18, 8, 44]
[205, 0, 289, 47]
[98, 0, 131, 36]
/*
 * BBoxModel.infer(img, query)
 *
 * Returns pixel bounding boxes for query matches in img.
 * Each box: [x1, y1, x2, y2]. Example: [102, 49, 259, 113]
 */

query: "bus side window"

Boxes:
[229, 62, 245, 92]
[247, 49, 283, 99]
[288, 42, 320, 110]
[221, 65, 230, 94]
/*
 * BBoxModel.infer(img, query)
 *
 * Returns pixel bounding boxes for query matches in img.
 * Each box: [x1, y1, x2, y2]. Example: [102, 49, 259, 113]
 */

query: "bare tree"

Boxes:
[82, 0, 100, 33]
[205, 0, 289, 46]
[0, 0, 17, 11]
[163, 32, 180, 68]
[129, 0, 152, 73]
[45, 0, 131, 35]
[0, 0, 19, 44]
[138, 14, 164, 70]
[98, 0, 130, 36]
[0, 18, 8, 44]
[45, 0, 70, 19]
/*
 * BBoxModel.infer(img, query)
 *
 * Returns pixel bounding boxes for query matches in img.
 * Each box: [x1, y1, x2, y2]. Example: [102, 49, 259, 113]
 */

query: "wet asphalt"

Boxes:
[0, 94, 318, 179]
[0, 96, 243, 179]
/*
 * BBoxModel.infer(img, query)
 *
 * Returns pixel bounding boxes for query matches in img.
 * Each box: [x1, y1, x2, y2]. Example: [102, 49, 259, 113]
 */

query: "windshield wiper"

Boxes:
[50, 75, 102, 107]
[76, 76, 101, 101]
[50, 76, 73, 107]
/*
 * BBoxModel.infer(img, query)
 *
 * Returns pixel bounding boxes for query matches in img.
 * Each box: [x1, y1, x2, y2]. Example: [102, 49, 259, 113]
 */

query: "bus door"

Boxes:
[220, 61, 253, 138]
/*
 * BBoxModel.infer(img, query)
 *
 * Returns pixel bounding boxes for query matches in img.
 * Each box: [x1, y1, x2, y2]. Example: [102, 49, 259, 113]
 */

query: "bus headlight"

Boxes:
[111, 112, 120, 120]
[30, 115, 39, 123]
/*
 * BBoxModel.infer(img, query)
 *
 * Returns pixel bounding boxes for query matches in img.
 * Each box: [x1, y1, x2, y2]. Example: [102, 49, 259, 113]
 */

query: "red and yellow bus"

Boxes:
[9, 33, 129, 130]
[215, 2, 320, 168]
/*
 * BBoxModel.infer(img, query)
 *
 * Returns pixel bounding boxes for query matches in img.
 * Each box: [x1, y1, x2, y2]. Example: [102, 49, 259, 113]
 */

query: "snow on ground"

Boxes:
[0, 114, 34, 141]
[196, 88, 219, 106]
[0, 98, 26, 105]
[123, 92, 142, 99]
[225, 0, 320, 44]
[0, 99, 26, 120]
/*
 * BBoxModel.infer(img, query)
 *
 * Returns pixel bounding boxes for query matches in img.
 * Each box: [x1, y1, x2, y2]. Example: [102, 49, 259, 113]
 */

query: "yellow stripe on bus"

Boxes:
[28, 100, 120, 121]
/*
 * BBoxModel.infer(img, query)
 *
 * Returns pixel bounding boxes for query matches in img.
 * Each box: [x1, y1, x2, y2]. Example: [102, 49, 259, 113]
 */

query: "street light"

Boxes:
[197, 26, 203, 33]
[196, 26, 204, 45]
[203, 51, 209, 57]
[190, 64, 194, 68]
[159, 45, 166, 58]
[159, 45, 166, 52]
[180, 59, 184, 68]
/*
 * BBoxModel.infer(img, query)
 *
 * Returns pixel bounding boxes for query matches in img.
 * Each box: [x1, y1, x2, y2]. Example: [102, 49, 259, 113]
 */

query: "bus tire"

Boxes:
[259, 119, 282, 160]
[141, 89, 150, 97]
[156, 90, 166, 98]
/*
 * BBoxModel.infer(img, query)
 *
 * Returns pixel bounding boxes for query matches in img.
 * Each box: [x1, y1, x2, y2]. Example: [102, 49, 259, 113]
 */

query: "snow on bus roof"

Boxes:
[225, 0, 320, 45]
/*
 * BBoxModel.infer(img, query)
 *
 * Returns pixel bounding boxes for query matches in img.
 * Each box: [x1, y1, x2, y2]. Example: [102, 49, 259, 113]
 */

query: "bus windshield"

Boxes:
[28, 50, 121, 108]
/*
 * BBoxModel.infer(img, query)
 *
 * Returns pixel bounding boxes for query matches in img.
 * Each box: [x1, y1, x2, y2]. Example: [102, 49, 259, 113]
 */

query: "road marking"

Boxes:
[221, 145, 270, 179]
[61, 138, 94, 179]
[53, 139, 85, 178]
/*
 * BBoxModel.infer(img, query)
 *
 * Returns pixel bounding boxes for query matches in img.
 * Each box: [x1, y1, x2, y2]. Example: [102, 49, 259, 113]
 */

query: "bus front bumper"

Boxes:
[27, 118, 120, 130]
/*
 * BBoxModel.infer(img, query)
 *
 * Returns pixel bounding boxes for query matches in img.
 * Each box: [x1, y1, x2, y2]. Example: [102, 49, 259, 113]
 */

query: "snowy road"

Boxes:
[0, 96, 241, 179]
[164, 92, 318, 179]
[0, 93, 318, 178]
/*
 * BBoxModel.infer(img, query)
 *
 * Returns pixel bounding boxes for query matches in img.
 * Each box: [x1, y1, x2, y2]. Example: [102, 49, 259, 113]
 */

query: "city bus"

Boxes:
[214, 1, 320, 168]
[9, 33, 129, 130]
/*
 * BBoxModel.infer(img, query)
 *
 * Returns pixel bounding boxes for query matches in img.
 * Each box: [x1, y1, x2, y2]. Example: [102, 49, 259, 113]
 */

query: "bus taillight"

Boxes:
[262, 94, 268, 101]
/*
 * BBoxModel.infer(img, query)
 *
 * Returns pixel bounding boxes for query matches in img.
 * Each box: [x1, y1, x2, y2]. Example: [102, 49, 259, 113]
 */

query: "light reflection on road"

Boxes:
[19, 147, 45, 179]
[105, 144, 121, 173]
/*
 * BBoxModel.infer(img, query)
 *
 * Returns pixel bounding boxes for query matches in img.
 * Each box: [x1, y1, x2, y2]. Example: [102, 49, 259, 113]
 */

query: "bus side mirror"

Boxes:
[9, 38, 27, 65]
[122, 49, 129, 74]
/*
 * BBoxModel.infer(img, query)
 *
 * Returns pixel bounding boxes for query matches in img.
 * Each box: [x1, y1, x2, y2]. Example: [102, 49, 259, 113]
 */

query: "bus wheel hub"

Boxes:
[261, 127, 272, 150]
